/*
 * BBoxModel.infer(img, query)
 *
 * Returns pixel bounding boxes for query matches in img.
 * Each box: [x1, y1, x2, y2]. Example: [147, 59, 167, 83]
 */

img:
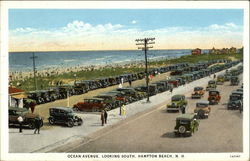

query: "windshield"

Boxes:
[196, 103, 208, 108]
[172, 97, 181, 101]
[230, 96, 240, 101]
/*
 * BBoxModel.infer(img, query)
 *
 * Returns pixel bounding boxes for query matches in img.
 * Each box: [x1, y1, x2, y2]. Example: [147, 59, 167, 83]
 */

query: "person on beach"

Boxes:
[34, 117, 42, 134]
[101, 110, 105, 126]
[17, 116, 23, 133]
[213, 74, 216, 79]
[104, 109, 108, 124]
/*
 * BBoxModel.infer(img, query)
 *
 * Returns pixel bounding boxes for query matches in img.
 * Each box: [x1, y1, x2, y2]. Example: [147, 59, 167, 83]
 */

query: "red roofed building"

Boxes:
[9, 86, 27, 108]
[191, 48, 202, 55]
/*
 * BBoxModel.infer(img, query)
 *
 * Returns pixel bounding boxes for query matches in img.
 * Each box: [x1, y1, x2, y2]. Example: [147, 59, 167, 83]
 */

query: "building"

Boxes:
[9, 86, 27, 108]
[191, 48, 202, 55]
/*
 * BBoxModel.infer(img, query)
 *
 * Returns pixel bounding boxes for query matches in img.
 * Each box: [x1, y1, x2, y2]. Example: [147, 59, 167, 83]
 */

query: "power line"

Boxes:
[135, 38, 155, 103]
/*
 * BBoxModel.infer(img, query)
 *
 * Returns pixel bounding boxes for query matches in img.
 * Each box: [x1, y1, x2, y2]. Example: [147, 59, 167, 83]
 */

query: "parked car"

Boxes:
[105, 91, 130, 104]
[73, 97, 112, 112]
[94, 93, 121, 109]
[206, 80, 217, 91]
[48, 107, 83, 127]
[174, 113, 199, 137]
[9, 106, 43, 129]
[166, 95, 187, 112]
[191, 87, 205, 99]
[208, 90, 221, 105]
[230, 76, 239, 86]
[151, 82, 167, 93]
[194, 101, 211, 119]
[216, 74, 225, 85]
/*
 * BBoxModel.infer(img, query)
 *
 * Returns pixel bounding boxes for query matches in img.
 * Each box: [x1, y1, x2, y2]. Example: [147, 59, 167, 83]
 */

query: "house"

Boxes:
[9, 86, 27, 108]
[191, 48, 202, 55]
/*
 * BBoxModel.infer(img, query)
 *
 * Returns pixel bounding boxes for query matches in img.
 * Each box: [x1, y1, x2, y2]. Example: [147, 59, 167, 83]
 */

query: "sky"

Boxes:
[9, 9, 244, 52]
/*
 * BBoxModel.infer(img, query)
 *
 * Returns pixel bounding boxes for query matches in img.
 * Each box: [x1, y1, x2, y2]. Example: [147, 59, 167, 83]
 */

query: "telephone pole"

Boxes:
[135, 38, 155, 103]
[30, 52, 38, 90]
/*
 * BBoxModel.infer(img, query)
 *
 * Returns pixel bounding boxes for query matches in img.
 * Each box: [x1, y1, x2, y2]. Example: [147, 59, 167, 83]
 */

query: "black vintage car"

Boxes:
[230, 76, 239, 86]
[174, 113, 199, 137]
[28, 90, 51, 104]
[9, 106, 43, 129]
[48, 107, 83, 127]
[227, 94, 242, 110]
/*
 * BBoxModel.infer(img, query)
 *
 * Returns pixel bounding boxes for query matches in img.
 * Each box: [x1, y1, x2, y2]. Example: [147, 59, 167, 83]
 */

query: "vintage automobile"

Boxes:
[106, 91, 131, 104]
[208, 90, 221, 105]
[116, 88, 141, 101]
[174, 113, 199, 137]
[230, 76, 239, 86]
[166, 95, 187, 112]
[224, 72, 232, 81]
[73, 97, 111, 112]
[74, 81, 89, 94]
[27, 90, 51, 104]
[194, 101, 211, 119]
[167, 78, 180, 87]
[206, 80, 217, 91]
[9, 106, 43, 129]
[216, 74, 225, 85]
[191, 86, 205, 99]
[151, 82, 167, 93]
[227, 94, 242, 110]
[94, 93, 121, 109]
[48, 107, 82, 127]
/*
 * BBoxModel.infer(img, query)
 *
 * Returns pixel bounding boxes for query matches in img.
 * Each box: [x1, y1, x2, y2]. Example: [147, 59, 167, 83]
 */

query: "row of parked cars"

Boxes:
[72, 60, 241, 113]
[23, 59, 238, 106]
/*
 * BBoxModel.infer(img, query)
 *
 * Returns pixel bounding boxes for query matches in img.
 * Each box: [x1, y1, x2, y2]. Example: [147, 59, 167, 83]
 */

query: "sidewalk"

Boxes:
[8, 65, 239, 153]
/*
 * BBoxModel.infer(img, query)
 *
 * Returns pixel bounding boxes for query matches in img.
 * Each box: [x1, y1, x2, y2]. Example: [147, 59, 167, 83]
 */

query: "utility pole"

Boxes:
[30, 52, 38, 90]
[136, 38, 155, 103]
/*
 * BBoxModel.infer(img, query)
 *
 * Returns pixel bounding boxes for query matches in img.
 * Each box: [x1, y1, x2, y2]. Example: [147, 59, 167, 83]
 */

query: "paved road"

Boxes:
[66, 75, 243, 153]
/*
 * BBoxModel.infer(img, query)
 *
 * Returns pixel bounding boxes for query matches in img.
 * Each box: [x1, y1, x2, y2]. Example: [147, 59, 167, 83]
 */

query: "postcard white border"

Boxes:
[0, 1, 249, 161]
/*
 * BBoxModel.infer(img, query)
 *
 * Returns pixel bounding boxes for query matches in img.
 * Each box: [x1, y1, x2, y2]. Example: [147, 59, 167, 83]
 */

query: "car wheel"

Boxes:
[73, 107, 79, 111]
[78, 119, 83, 126]
[28, 122, 35, 129]
[92, 107, 99, 112]
[178, 126, 186, 134]
[49, 117, 55, 125]
[67, 119, 74, 127]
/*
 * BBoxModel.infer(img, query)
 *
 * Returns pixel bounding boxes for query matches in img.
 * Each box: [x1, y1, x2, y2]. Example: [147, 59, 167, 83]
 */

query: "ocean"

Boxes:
[9, 49, 208, 72]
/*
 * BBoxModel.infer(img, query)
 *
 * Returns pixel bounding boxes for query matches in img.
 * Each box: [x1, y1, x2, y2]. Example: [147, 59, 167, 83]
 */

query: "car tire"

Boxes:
[92, 107, 99, 112]
[78, 119, 83, 126]
[73, 107, 79, 111]
[178, 126, 186, 134]
[67, 119, 74, 127]
[28, 122, 35, 129]
[49, 117, 55, 125]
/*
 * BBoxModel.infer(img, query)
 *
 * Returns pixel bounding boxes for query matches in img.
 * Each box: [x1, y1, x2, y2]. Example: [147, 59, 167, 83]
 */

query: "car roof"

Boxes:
[172, 94, 185, 98]
[196, 100, 209, 104]
[232, 91, 243, 95]
[84, 97, 104, 100]
[176, 113, 195, 121]
[194, 86, 203, 89]
[50, 107, 73, 112]
[209, 89, 219, 92]
[208, 80, 216, 83]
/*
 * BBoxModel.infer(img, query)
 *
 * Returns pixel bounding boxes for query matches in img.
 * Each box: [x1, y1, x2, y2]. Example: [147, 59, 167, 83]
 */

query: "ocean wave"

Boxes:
[64, 59, 75, 62]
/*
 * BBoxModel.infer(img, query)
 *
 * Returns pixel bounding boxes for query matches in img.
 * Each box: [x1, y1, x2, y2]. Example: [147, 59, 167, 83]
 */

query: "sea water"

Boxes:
[9, 49, 208, 72]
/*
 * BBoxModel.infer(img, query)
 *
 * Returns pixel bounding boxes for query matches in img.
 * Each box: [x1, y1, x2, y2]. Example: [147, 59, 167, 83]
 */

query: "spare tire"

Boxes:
[178, 125, 186, 134]
[197, 109, 205, 119]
